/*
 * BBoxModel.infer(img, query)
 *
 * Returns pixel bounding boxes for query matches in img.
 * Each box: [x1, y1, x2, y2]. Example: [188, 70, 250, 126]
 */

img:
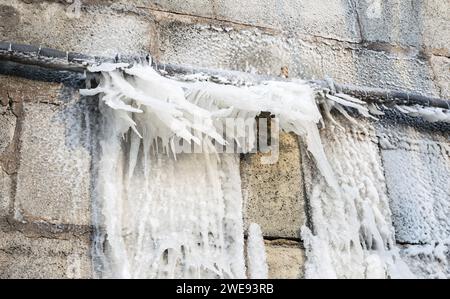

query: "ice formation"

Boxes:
[81, 63, 342, 189]
[246, 223, 269, 279]
[81, 62, 444, 279]
[380, 134, 450, 244]
[400, 240, 450, 279]
[82, 62, 343, 278]
[300, 121, 415, 279]
[396, 105, 450, 123]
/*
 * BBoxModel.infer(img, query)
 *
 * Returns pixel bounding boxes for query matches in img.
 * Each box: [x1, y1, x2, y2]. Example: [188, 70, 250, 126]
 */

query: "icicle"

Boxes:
[367, 103, 385, 116]
[326, 93, 377, 120]
[246, 223, 269, 279]
[81, 63, 351, 190]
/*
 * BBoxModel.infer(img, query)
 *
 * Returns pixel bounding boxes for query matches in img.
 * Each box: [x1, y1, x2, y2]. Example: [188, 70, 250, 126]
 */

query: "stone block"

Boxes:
[430, 55, 450, 99]
[0, 74, 63, 105]
[265, 239, 305, 279]
[14, 99, 96, 226]
[420, 0, 450, 56]
[351, 48, 440, 97]
[356, 0, 449, 55]
[294, 41, 440, 97]
[219, 0, 360, 42]
[285, 36, 437, 99]
[148, 0, 360, 42]
[241, 133, 305, 239]
[0, 230, 92, 278]
[356, 0, 422, 48]
[155, 17, 439, 96]
[155, 16, 292, 77]
[378, 124, 450, 244]
[0, 0, 153, 56]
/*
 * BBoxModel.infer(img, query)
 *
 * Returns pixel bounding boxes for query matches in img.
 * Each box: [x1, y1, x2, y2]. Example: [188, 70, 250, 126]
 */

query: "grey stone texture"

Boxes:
[241, 133, 305, 239]
[0, 170, 12, 218]
[0, 0, 446, 97]
[153, 15, 441, 97]
[0, 0, 154, 56]
[0, 230, 91, 279]
[0, 111, 16, 155]
[430, 56, 450, 99]
[147, 0, 361, 42]
[0, 75, 97, 278]
[15, 102, 93, 226]
[356, 0, 449, 56]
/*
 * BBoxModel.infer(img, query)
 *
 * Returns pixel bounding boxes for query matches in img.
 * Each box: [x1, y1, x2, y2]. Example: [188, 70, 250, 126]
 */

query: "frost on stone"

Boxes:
[380, 139, 450, 244]
[300, 122, 416, 279]
[400, 240, 450, 279]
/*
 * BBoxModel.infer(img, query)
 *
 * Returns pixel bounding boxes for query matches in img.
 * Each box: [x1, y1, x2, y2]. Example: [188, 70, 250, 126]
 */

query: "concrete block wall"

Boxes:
[377, 114, 450, 278]
[0, 75, 95, 278]
[0, 0, 449, 278]
[377, 116, 450, 245]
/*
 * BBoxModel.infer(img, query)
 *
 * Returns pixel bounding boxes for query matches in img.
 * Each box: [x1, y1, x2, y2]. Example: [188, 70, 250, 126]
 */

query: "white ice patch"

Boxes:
[396, 105, 450, 123]
[400, 240, 450, 279]
[88, 63, 130, 73]
[246, 223, 268, 279]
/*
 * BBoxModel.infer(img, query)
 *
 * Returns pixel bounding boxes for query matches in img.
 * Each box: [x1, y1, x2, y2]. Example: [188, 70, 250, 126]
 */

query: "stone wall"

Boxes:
[0, 75, 95, 278]
[0, 0, 449, 278]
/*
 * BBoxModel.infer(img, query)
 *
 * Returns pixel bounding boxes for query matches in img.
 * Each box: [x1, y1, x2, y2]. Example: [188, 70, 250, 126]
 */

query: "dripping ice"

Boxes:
[81, 62, 450, 279]
[82, 62, 338, 278]
[81, 63, 339, 190]
[246, 223, 268, 279]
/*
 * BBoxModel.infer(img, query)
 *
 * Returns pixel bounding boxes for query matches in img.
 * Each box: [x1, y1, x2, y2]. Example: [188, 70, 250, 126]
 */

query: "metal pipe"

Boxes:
[1, 41, 449, 109]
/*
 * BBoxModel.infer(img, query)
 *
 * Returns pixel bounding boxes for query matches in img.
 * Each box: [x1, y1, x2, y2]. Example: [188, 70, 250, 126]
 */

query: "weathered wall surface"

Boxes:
[377, 114, 450, 278]
[0, 0, 449, 278]
[0, 75, 96, 278]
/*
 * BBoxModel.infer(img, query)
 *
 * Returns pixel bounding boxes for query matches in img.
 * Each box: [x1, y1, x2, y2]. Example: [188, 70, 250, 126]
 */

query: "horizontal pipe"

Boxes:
[1, 41, 449, 109]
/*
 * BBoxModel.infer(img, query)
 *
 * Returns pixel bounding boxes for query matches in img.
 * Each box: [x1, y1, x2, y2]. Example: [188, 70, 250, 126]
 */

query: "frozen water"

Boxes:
[300, 120, 415, 279]
[81, 62, 447, 279]
[396, 105, 450, 123]
[81, 64, 340, 189]
[246, 223, 268, 279]
[82, 63, 342, 278]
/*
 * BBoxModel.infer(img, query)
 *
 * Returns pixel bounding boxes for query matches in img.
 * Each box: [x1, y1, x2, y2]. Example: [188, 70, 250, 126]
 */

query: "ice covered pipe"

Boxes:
[1, 41, 449, 109]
